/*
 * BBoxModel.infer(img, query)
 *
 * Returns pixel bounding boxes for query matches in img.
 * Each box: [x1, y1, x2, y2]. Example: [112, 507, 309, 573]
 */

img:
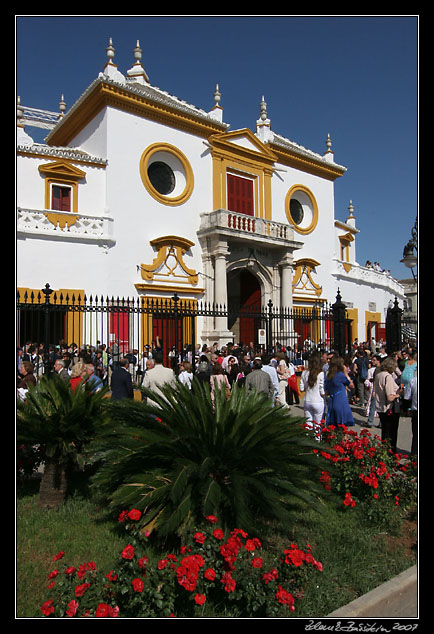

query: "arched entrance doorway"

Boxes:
[227, 269, 262, 346]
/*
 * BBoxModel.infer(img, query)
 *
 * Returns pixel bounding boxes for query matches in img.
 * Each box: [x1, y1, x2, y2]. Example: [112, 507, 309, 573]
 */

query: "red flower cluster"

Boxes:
[176, 554, 204, 592]
[343, 492, 356, 507]
[41, 552, 119, 618]
[276, 585, 295, 611]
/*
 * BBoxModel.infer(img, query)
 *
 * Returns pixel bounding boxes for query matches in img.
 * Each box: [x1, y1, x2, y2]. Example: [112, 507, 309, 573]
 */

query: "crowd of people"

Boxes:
[364, 260, 391, 275]
[17, 333, 417, 456]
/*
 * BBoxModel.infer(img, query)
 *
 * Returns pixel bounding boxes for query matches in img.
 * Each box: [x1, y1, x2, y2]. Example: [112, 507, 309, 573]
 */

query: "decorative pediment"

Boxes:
[38, 160, 86, 181]
[292, 258, 323, 297]
[208, 128, 277, 165]
[140, 235, 199, 285]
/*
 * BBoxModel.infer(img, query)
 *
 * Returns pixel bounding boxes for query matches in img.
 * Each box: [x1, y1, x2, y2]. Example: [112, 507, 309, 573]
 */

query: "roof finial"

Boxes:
[325, 133, 333, 153]
[126, 39, 149, 84]
[213, 84, 221, 107]
[133, 40, 142, 64]
[348, 200, 354, 217]
[106, 37, 116, 66]
[259, 95, 268, 121]
[208, 83, 223, 122]
[59, 94, 66, 117]
[256, 95, 272, 143]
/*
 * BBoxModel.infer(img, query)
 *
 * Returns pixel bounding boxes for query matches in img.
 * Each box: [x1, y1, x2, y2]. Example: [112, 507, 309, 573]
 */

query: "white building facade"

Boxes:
[17, 39, 405, 351]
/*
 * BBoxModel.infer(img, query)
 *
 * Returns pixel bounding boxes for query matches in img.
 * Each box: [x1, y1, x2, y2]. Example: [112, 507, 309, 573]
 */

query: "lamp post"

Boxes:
[400, 217, 418, 280]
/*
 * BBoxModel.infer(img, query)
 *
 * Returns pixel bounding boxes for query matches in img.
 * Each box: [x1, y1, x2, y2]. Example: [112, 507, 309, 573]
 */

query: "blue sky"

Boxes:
[16, 15, 418, 281]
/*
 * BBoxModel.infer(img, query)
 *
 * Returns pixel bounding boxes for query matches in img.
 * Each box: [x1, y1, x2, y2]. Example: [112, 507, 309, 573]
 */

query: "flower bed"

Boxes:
[316, 425, 417, 526]
[40, 513, 323, 618]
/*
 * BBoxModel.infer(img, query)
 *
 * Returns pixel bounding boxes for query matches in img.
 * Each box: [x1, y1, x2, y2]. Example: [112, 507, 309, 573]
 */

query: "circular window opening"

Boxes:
[147, 161, 175, 195]
[290, 198, 304, 225]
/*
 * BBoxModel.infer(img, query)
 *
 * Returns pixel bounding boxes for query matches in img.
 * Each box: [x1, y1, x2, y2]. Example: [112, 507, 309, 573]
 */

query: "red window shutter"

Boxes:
[52, 186, 71, 212]
[227, 174, 254, 216]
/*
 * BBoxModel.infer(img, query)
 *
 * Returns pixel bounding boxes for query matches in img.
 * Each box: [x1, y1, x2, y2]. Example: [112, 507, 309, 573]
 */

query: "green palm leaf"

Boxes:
[90, 378, 328, 538]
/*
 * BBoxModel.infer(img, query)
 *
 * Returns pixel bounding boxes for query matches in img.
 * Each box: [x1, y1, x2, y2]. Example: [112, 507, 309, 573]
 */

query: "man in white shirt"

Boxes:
[142, 351, 177, 407]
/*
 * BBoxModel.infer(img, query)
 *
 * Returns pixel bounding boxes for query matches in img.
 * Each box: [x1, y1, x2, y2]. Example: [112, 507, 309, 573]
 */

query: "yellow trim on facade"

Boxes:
[17, 286, 85, 346]
[346, 308, 358, 344]
[269, 145, 346, 181]
[140, 235, 199, 284]
[208, 129, 276, 219]
[292, 258, 323, 297]
[139, 143, 194, 206]
[46, 81, 226, 147]
[135, 283, 205, 295]
[285, 184, 319, 235]
[38, 160, 86, 218]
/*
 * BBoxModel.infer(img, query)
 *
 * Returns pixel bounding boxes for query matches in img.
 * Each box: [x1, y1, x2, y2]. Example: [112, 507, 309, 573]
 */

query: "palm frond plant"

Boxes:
[16, 373, 109, 509]
[90, 379, 328, 540]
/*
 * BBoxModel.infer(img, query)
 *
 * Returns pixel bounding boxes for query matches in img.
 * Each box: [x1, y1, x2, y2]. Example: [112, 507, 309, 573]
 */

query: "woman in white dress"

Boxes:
[299, 353, 325, 440]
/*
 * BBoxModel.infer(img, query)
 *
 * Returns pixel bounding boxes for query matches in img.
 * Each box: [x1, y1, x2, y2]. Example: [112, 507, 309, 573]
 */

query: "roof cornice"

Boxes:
[46, 77, 229, 147]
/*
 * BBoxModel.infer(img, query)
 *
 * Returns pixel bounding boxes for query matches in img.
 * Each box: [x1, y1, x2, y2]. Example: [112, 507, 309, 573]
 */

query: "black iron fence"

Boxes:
[18, 283, 405, 377]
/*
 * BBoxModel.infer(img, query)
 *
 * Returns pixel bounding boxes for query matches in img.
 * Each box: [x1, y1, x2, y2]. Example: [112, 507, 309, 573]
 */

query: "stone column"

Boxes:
[280, 254, 293, 311]
[211, 241, 234, 344]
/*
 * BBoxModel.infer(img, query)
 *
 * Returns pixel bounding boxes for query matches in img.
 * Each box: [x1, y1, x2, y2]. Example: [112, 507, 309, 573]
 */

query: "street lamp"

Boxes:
[400, 218, 418, 280]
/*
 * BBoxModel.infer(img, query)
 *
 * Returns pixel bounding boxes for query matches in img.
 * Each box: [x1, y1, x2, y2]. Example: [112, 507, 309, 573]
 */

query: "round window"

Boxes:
[140, 143, 194, 206]
[147, 161, 175, 195]
[289, 198, 304, 225]
[285, 185, 318, 235]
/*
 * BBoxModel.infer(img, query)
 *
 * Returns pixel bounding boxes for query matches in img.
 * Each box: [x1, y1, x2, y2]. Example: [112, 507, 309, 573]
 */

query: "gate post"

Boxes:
[173, 293, 180, 365]
[332, 289, 347, 357]
[42, 283, 53, 375]
[385, 297, 403, 354]
[266, 299, 273, 354]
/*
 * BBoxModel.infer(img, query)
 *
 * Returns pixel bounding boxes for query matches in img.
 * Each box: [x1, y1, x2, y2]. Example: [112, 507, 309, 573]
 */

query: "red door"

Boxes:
[227, 174, 254, 216]
[239, 271, 261, 345]
[110, 311, 130, 354]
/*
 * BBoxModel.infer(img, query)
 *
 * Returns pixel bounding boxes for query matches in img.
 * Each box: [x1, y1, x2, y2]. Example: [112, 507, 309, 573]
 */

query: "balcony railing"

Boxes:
[17, 208, 115, 247]
[198, 209, 300, 247]
[333, 259, 405, 296]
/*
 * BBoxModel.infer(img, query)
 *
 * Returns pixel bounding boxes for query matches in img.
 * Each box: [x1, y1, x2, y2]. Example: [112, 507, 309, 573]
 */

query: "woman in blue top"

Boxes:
[324, 356, 355, 426]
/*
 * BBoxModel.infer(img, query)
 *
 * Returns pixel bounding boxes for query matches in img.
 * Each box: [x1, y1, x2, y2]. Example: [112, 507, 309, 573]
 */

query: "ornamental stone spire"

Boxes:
[208, 84, 223, 122]
[126, 40, 150, 85]
[323, 133, 335, 163]
[256, 95, 272, 143]
[100, 37, 125, 84]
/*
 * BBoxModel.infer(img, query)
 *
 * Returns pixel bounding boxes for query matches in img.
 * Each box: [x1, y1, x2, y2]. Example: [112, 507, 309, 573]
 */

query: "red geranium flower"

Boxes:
[127, 509, 142, 521]
[75, 582, 91, 597]
[221, 571, 236, 593]
[132, 578, 144, 592]
[53, 551, 65, 561]
[204, 568, 216, 581]
[65, 599, 79, 617]
[205, 515, 218, 524]
[194, 593, 206, 605]
[41, 599, 55, 616]
[251, 557, 263, 568]
[121, 544, 135, 559]
[276, 585, 295, 611]
[96, 603, 110, 617]
[194, 531, 206, 544]
[212, 528, 224, 540]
